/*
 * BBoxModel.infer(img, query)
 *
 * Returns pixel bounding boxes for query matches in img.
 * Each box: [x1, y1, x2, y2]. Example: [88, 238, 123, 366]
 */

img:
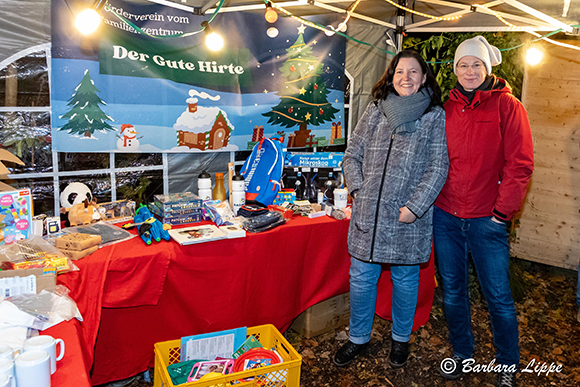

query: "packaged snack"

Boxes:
[0, 236, 79, 274]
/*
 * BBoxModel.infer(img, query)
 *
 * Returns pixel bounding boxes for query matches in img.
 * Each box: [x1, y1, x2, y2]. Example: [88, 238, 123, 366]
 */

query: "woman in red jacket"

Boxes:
[434, 36, 534, 387]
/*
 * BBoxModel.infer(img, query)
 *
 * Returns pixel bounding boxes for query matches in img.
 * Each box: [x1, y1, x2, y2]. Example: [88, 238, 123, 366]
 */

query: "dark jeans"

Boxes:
[433, 207, 519, 367]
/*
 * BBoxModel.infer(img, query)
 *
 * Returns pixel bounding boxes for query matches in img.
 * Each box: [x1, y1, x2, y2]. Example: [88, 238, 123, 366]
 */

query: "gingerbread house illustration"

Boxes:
[173, 98, 234, 151]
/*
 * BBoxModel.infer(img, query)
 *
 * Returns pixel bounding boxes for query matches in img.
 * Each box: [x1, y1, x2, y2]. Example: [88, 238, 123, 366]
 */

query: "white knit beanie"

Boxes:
[454, 35, 502, 75]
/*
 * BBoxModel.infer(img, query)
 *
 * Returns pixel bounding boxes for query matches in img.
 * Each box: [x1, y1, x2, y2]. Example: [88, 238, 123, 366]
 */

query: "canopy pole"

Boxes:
[395, 0, 406, 53]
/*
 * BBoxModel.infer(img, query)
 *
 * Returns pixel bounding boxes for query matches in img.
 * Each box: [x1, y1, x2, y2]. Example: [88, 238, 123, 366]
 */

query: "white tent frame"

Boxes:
[146, 0, 577, 33]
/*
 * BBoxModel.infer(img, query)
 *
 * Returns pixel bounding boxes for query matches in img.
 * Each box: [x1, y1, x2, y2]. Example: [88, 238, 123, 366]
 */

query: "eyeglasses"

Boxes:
[457, 62, 484, 71]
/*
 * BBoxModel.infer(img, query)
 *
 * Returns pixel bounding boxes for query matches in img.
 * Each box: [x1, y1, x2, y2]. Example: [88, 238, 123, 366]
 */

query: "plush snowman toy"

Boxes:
[116, 124, 140, 151]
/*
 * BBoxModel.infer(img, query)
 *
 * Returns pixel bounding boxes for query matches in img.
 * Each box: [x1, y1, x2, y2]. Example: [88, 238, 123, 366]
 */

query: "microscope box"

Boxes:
[284, 152, 344, 168]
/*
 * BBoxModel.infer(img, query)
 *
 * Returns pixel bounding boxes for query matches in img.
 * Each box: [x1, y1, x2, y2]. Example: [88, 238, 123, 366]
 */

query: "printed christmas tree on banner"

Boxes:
[59, 70, 115, 138]
[263, 25, 339, 148]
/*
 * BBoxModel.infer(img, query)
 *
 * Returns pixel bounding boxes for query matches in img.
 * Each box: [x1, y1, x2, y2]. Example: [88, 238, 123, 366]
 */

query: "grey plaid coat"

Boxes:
[343, 101, 448, 264]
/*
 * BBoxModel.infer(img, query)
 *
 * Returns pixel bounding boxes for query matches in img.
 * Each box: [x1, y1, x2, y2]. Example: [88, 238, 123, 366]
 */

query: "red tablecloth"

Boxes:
[57, 216, 435, 385]
[44, 319, 92, 386]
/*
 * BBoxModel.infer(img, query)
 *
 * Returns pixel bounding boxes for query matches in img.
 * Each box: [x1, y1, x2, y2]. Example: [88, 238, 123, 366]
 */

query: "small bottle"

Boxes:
[198, 171, 212, 200]
[231, 174, 245, 216]
[213, 172, 227, 202]
[294, 179, 303, 201]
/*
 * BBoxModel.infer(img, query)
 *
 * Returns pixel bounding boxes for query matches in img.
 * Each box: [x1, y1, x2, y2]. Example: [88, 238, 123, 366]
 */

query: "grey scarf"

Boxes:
[380, 88, 431, 133]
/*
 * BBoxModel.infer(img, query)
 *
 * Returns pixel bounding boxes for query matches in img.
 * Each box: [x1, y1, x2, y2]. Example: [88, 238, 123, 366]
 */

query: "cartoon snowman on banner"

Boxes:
[116, 124, 140, 151]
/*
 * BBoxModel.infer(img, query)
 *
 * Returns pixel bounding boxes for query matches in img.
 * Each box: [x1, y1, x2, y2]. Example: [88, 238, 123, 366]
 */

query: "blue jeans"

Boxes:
[577, 261, 580, 308]
[349, 256, 420, 344]
[433, 207, 519, 367]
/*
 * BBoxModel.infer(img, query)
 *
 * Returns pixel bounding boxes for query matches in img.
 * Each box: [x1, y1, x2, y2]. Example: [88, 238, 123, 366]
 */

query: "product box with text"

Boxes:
[0, 189, 33, 245]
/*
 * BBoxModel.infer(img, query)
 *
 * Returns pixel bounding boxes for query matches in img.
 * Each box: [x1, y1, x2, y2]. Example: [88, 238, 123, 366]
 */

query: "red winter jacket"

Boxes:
[435, 77, 534, 221]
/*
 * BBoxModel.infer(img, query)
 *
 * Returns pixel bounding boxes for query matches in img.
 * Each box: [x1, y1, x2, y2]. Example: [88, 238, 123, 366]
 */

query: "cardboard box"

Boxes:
[153, 192, 203, 212]
[97, 200, 136, 223]
[59, 245, 99, 260]
[0, 267, 57, 295]
[148, 203, 202, 225]
[289, 293, 350, 338]
[55, 233, 101, 251]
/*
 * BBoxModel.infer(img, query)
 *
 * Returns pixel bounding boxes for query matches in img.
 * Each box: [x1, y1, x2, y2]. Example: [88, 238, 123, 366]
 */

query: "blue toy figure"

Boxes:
[134, 204, 170, 245]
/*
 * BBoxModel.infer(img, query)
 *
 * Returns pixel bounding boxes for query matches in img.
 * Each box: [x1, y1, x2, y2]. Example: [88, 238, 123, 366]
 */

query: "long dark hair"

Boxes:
[371, 50, 442, 107]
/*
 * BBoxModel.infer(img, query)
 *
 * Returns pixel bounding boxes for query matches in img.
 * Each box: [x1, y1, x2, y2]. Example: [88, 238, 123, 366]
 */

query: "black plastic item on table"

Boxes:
[242, 211, 285, 233]
[237, 202, 269, 218]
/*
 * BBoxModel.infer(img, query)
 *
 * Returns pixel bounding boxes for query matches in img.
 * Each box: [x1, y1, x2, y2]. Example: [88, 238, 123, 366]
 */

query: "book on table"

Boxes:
[218, 224, 246, 239]
[168, 224, 227, 245]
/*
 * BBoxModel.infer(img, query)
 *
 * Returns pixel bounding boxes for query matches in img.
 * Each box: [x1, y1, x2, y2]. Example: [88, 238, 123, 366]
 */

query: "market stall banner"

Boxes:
[51, 0, 346, 153]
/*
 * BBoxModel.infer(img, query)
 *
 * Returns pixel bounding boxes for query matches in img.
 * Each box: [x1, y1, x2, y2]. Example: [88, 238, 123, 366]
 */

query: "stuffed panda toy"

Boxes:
[60, 183, 93, 227]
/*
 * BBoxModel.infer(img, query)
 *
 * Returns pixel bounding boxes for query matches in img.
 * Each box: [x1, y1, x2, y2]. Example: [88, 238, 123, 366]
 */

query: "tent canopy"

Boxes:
[147, 0, 580, 32]
[1, 0, 578, 67]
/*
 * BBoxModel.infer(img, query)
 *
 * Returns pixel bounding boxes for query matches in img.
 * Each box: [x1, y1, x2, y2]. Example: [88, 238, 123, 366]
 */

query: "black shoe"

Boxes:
[333, 341, 369, 367]
[439, 355, 464, 380]
[389, 340, 409, 368]
[497, 370, 517, 387]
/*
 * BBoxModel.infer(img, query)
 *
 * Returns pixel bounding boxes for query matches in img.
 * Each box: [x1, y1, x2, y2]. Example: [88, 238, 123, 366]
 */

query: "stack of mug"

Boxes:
[0, 335, 65, 387]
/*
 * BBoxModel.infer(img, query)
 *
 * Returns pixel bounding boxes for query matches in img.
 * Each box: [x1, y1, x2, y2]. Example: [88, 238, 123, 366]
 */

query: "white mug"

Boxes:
[14, 350, 50, 387]
[23, 335, 64, 374]
[334, 188, 348, 209]
[0, 358, 14, 378]
[0, 346, 14, 360]
[0, 374, 15, 387]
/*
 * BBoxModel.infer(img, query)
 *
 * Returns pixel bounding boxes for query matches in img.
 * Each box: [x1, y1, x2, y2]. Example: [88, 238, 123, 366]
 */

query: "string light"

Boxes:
[101, 0, 578, 61]
[526, 29, 580, 51]
[75, 0, 106, 35]
[265, 2, 279, 23]
[270, 3, 331, 34]
[526, 46, 543, 65]
[324, 0, 361, 36]
[201, 21, 224, 51]
[383, 0, 463, 21]
[472, 4, 529, 31]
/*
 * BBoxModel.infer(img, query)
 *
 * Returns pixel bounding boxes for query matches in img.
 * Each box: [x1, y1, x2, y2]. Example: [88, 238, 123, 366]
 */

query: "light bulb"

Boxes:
[267, 27, 279, 38]
[265, 7, 278, 23]
[526, 47, 543, 66]
[324, 25, 336, 37]
[75, 9, 101, 35]
[206, 32, 224, 51]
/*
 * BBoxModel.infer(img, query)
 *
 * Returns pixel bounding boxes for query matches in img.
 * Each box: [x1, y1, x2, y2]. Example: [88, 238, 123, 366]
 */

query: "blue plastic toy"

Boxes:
[134, 204, 170, 245]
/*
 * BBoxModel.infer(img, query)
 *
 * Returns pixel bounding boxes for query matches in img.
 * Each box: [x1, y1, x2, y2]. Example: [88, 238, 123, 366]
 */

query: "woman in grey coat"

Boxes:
[334, 50, 448, 368]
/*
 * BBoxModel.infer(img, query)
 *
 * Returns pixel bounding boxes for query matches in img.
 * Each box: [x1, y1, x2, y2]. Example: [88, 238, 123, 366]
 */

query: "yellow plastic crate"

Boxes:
[154, 324, 302, 387]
